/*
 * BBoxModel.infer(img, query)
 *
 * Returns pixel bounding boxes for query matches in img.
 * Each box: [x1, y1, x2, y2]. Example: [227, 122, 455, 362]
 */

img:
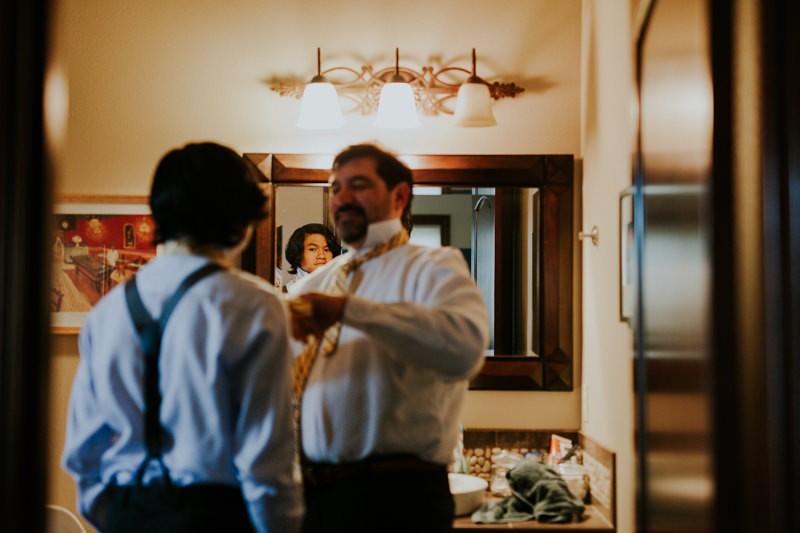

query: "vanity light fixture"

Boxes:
[373, 48, 421, 129]
[453, 49, 497, 127]
[296, 48, 346, 129]
[271, 48, 524, 129]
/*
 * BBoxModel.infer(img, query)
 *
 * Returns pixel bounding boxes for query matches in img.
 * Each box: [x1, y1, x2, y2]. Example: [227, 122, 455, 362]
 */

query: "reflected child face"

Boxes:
[300, 233, 333, 273]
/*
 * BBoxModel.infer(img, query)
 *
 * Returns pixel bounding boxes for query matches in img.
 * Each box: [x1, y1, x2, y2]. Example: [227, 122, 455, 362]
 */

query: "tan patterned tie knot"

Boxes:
[290, 229, 409, 399]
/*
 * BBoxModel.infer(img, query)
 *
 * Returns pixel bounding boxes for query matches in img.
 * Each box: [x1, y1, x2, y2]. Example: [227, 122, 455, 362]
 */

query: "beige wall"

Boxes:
[47, 1, 636, 531]
[50, 0, 583, 194]
[579, 1, 637, 532]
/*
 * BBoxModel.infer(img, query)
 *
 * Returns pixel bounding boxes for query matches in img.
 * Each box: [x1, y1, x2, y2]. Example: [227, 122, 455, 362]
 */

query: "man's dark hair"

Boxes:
[285, 223, 341, 274]
[149, 142, 267, 247]
[332, 144, 414, 228]
[332, 143, 414, 190]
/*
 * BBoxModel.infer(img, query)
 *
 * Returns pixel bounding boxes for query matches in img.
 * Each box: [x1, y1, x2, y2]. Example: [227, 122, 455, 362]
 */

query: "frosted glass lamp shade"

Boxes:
[453, 82, 497, 127]
[373, 82, 421, 128]
[296, 81, 345, 129]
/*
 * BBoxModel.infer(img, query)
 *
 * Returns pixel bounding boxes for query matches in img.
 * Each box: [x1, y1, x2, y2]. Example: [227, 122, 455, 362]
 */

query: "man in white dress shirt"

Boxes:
[289, 143, 489, 532]
[62, 142, 302, 532]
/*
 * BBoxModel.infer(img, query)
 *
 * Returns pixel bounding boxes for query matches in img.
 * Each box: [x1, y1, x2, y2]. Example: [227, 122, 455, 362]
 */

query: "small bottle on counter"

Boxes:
[525, 450, 545, 463]
[489, 450, 524, 496]
[450, 423, 468, 474]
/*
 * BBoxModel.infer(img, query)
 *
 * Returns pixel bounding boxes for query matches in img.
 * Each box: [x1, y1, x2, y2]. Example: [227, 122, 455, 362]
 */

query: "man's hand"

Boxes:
[288, 292, 348, 341]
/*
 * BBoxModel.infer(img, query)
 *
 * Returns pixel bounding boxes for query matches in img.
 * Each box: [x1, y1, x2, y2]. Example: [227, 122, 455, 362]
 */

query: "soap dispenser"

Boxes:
[450, 423, 468, 474]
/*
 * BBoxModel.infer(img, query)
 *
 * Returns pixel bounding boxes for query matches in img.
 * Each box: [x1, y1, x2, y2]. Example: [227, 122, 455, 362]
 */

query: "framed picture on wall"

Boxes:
[619, 187, 635, 323]
[51, 196, 157, 334]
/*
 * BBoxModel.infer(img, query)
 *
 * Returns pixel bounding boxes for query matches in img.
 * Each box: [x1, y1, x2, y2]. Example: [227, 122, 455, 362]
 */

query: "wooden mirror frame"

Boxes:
[242, 153, 574, 391]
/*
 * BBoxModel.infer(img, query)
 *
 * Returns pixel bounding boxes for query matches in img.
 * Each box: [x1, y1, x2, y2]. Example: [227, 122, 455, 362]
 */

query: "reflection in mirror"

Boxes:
[274, 185, 541, 356]
[273, 185, 330, 289]
[411, 187, 541, 356]
[242, 153, 574, 391]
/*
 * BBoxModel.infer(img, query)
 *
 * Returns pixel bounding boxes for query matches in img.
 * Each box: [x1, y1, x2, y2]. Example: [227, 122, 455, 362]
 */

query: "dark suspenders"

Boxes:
[124, 262, 225, 486]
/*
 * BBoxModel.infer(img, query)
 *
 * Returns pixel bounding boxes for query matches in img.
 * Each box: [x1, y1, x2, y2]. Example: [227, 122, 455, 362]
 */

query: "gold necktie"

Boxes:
[290, 229, 409, 399]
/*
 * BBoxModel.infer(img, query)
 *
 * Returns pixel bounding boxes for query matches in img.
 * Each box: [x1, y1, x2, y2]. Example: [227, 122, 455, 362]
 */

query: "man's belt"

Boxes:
[303, 454, 446, 488]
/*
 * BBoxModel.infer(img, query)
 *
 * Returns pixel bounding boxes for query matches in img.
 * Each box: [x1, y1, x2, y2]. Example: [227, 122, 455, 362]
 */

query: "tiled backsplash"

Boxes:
[461, 429, 579, 480]
[461, 429, 615, 527]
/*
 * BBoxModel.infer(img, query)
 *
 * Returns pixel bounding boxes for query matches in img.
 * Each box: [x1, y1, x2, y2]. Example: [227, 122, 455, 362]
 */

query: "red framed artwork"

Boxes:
[51, 196, 157, 334]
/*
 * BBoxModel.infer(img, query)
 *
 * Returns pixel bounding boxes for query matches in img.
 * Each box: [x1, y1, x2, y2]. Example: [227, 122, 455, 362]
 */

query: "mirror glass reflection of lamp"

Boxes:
[373, 48, 421, 129]
[296, 48, 346, 130]
[453, 49, 497, 127]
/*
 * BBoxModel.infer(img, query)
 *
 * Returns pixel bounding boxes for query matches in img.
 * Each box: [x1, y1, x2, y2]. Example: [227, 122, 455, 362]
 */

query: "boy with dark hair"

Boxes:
[63, 142, 302, 533]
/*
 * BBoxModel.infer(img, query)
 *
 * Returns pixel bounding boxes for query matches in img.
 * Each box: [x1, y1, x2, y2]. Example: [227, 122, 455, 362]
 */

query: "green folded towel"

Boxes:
[471, 459, 585, 524]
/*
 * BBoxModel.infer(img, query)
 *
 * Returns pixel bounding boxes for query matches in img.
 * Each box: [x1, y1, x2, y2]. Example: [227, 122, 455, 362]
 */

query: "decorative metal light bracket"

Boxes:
[270, 54, 524, 117]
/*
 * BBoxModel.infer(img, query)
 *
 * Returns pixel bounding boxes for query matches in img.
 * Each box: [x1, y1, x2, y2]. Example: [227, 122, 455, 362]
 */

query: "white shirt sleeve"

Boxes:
[342, 246, 488, 379]
[231, 296, 303, 533]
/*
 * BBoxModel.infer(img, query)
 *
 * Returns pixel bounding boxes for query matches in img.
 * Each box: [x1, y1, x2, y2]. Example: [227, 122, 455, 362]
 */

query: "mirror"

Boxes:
[271, 185, 540, 356]
[242, 153, 574, 391]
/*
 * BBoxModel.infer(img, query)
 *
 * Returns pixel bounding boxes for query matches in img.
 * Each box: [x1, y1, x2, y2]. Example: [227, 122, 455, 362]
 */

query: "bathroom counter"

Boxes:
[452, 504, 614, 531]
[453, 431, 616, 532]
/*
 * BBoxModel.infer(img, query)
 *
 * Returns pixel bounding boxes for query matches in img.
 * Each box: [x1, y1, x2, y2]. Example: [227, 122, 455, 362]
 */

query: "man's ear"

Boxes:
[391, 182, 411, 214]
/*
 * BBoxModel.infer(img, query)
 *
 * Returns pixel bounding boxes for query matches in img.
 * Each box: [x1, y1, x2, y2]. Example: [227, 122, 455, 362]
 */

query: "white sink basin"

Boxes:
[448, 473, 488, 516]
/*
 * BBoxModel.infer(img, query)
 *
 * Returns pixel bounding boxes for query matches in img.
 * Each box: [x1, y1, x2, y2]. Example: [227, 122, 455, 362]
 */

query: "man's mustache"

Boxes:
[334, 205, 365, 219]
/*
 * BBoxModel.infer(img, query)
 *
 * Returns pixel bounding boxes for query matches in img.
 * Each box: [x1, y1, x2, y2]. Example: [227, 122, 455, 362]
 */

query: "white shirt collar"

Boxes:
[351, 219, 403, 253]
